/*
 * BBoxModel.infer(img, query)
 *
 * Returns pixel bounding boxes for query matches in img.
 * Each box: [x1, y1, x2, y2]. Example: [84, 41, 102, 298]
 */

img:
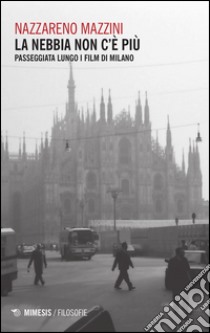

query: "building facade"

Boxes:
[1, 65, 203, 243]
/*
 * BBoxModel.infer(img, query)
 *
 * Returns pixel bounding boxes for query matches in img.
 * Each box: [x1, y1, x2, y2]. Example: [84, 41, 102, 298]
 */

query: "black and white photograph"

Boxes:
[1, 1, 209, 332]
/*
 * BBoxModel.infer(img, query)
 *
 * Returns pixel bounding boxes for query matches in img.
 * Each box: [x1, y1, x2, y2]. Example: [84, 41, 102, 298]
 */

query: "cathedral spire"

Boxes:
[128, 105, 131, 117]
[195, 142, 201, 174]
[192, 140, 195, 153]
[81, 107, 84, 124]
[92, 99, 96, 123]
[78, 108, 84, 135]
[86, 105, 91, 136]
[107, 89, 113, 124]
[166, 115, 172, 147]
[144, 91, 150, 125]
[188, 138, 193, 174]
[182, 149, 185, 174]
[22, 132, 26, 159]
[67, 61, 76, 114]
[19, 138, 22, 159]
[100, 88, 106, 122]
[138, 90, 141, 105]
[40, 133, 44, 154]
[135, 91, 142, 125]
[69, 61, 74, 83]
[192, 140, 197, 174]
[189, 138, 192, 153]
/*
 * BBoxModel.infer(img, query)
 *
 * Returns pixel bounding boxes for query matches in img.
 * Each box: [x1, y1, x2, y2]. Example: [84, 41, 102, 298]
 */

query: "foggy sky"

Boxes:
[1, 1, 209, 199]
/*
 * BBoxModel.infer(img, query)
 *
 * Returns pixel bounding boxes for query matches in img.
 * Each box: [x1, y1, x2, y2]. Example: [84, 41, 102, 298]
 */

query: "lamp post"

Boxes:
[196, 123, 202, 143]
[80, 199, 85, 227]
[107, 188, 121, 234]
[112, 191, 118, 232]
[59, 207, 63, 230]
[78, 189, 87, 227]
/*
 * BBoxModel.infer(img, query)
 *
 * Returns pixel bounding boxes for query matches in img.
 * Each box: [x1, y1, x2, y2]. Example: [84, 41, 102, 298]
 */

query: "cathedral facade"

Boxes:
[1, 65, 203, 244]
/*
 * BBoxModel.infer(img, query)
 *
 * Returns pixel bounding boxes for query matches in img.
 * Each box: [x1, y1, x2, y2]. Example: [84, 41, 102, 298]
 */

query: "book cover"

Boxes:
[1, 1, 209, 332]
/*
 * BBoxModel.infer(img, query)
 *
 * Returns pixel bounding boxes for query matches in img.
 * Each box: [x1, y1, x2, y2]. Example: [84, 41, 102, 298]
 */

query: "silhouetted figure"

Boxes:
[28, 244, 47, 285]
[181, 240, 188, 250]
[192, 212, 196, 224]
[168, 247, 191, 298]
[112, 242, 135, 291]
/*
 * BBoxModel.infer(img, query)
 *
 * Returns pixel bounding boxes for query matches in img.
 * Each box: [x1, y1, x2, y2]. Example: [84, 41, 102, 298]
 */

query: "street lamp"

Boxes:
[79, 199, 85, 227]
[196, 123, 202, 143]
[59, 208, 63, 230]
[107, 188, 121, 232]
[78, 189, 87, 227]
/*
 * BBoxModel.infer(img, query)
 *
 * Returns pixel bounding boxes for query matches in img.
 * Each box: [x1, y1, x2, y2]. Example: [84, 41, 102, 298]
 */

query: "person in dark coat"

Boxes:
[28, 244, 47, 285]
[112, 242, 135, 291]
[168, 247, 191, 298]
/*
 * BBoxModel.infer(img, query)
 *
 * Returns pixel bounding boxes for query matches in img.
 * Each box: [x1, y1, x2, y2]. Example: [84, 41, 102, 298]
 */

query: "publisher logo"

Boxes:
[11, 309, 21, 317]
[10, 308, 88, 318]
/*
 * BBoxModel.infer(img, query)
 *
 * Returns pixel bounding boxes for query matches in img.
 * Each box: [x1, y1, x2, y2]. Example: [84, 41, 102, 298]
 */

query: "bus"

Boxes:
[1, 228, 18, 296]
[59, 227, 98, 260]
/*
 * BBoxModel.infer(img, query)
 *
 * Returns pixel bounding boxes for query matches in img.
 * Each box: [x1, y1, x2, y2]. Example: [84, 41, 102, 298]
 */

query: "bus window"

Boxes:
[70, 232, 78, 245]
[70, 230, 93, 245]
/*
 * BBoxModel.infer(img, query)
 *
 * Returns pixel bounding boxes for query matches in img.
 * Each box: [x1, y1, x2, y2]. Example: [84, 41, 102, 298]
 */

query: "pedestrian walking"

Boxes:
[27, 244, 47, 286]
[112, 242, 135, 291]
[168, 247, 191, 299]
